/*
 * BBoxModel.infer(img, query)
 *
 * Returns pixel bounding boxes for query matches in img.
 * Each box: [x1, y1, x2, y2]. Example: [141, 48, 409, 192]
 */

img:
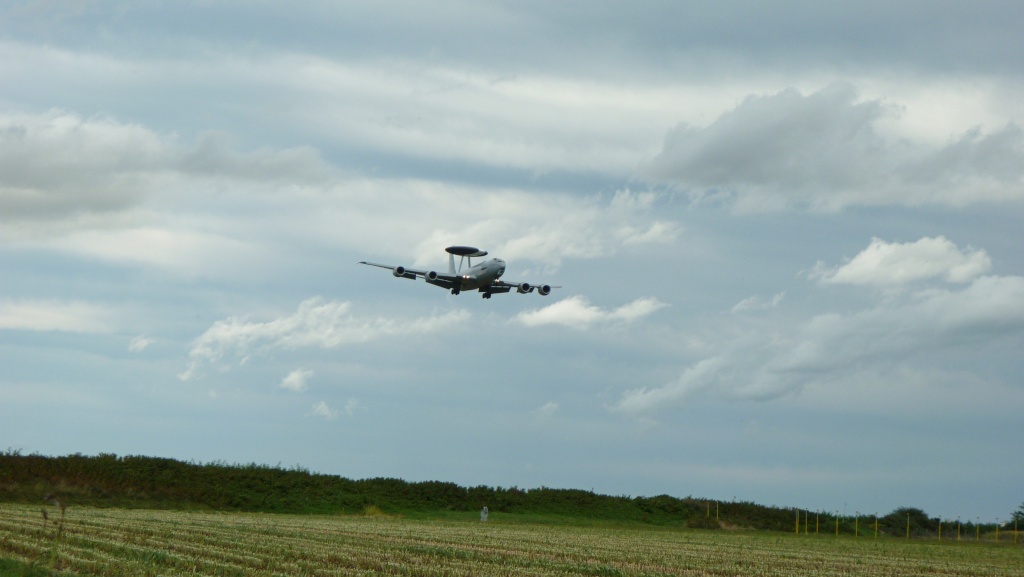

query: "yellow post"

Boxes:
[804, 511, 808, 535]
[855, 514, 859, 538]
[835, 515, 839, 537]
[716, 502, 719, 522]
[795, 509, 800, 535]
[1015, 519, 1018, 545]
[938, 521, 942, 541]
[976, 518, 980, 542]
[957, 521, 961, 542]
[874, 515, 878, 539]
[995, 521, 999, 543]
[816, 513, 820, 535]
[707, 502, 710, 518]
[906, 512, 911, 540]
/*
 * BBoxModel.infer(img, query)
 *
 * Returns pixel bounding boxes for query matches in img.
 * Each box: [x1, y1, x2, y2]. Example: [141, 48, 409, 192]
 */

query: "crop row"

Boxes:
[1, 505, 1020, 576]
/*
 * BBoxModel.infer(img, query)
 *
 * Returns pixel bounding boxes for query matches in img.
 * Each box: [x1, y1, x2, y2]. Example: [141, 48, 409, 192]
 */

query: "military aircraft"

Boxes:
[359, 246, 559, 299]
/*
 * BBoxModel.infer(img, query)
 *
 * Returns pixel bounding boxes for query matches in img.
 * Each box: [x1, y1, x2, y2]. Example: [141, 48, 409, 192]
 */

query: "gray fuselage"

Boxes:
[457, 258, 506, 290]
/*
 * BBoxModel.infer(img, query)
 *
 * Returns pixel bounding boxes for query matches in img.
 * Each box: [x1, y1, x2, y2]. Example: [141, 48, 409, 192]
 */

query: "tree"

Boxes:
[1012, 503, 1024, 524]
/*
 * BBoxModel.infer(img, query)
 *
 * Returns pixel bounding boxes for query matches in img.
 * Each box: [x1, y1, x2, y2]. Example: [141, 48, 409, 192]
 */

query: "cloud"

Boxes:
[731, 292, 786, 313]
[310, 401, 338, 420]
[0, 299, 112, 333]
[406, 189, 680, 272]
[615, 238, 1024, 414]
[642, 83, 1024, 211]
[0, 110, 334, 239]
[280, 368, 313, 393]
[128, 335, 154, 352]
[515, 296, 667, 329]
[1, 108, 680, 281]
[344, 399, 362, 417]
[0, 110, 164, 222]
[812, 236, 991, 288]
[533, 401, 560, 419]
[310, 399, 360, 420]
[180, 298, 470, 380]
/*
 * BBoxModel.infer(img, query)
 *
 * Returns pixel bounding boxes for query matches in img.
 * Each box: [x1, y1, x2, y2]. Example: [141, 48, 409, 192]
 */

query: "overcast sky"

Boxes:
[2, 1, 1022, 522]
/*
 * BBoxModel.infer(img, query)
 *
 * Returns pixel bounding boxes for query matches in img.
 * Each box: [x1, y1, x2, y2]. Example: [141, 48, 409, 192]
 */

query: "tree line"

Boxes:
[1, 451, 1016, 536]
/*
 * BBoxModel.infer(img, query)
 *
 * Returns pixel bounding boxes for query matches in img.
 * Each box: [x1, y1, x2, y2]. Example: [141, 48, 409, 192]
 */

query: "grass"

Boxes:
[1, 504, 1021, 576]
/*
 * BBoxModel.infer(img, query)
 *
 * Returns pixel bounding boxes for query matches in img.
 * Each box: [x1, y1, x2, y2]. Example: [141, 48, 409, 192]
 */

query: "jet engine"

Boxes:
[536, 284, 552, 296]
[517, 282, 533, 294]
[425, 270, 438, 281]
[392, 266, 416, 280]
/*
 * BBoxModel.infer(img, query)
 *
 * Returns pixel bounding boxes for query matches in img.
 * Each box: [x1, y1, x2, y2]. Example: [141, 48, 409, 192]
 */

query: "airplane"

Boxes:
[359, 246, 559, 299]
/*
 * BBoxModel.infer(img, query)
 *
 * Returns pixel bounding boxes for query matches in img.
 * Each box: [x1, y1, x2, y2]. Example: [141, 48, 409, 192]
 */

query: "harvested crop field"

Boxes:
[1, 505, 1020, 576]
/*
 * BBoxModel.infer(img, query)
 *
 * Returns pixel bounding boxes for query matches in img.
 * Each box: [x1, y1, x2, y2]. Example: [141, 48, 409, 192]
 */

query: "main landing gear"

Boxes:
[481, 292, 492, 299]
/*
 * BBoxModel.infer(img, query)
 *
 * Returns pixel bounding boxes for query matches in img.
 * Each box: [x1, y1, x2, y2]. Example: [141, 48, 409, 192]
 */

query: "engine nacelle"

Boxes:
[517, 282, 533, 294]
[425, 270, 438, 281]
[536, 284, 552, 296]
[393, 266, 416, 280]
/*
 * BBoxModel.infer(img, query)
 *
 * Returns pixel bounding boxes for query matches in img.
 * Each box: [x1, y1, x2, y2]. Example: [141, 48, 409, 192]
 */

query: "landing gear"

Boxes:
[482, 292, 492, 299]
[451, 288, 461, 295]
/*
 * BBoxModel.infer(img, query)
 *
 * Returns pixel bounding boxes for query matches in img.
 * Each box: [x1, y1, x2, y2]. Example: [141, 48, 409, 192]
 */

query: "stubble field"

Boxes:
[0, 504, 1020, 576]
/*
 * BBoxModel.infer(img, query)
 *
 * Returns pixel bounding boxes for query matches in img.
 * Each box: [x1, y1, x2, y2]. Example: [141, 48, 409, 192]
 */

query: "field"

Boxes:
[0, 505, 1021, 576]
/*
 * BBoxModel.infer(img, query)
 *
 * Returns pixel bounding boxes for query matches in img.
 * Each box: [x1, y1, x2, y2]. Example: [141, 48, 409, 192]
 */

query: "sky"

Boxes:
[1, 1, 1022, 523]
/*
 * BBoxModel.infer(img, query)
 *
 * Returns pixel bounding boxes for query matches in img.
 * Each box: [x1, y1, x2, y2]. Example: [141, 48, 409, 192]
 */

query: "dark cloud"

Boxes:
[0, 111, 161, 220]
[642, 84, 1024, 211]
[0, 111, 335, 226]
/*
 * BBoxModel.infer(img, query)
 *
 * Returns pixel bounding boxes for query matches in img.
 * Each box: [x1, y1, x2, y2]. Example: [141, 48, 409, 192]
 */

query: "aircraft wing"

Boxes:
[490, 279, 560, 296]
[358, 261, 460, 290]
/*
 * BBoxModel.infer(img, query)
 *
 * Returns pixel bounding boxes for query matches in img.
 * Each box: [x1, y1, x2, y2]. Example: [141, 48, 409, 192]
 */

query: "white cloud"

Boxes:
[310, 401, 338, 420]
[515, 296, 667, 330]
[43, 226, 261, 279]
[616, 241, 1024, 414]
[533, 401, 560, 419]
[180, 298, 470, 380]
[280, 368, 313, 392]
[1, 108, 681, 282]
[813, 236, 992, 288]
[616, 357, 728, 413]
[731, 292, 786, 313]
[128, 335, 154, 352]
[344, 398, 362, 417]
[642, 83, 1024, 212]
[0, 299, 112, 333]
[399, 188, 681, 272]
